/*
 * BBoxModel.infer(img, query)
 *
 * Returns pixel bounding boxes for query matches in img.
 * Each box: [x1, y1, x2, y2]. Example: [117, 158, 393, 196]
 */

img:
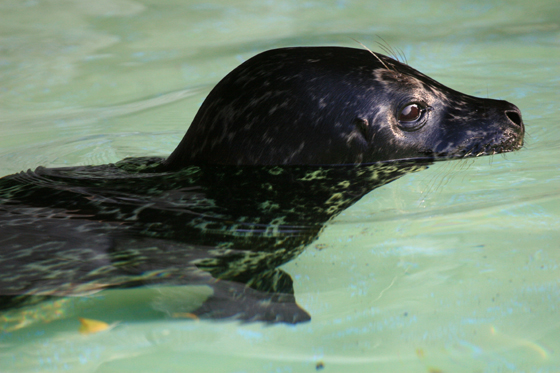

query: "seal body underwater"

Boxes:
[0, 46, 524, 324]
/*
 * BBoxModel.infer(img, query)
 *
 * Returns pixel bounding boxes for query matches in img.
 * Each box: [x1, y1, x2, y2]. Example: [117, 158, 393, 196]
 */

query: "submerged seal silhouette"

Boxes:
[165, 46, 524, 168]
[0, 46, 525, 325]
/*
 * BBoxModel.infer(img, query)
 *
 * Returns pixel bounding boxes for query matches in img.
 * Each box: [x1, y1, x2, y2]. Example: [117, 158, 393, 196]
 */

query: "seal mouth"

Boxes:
[461, 140, 523, 158]
[428, 132, 524, 161]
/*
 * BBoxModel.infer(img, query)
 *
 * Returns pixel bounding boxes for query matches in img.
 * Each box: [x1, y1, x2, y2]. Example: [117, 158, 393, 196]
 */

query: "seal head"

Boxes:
[165, 47, 524, 168]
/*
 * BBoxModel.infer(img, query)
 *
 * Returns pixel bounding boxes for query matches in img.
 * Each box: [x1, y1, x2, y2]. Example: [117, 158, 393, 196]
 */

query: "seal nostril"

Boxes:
[506, 110, 522, 126]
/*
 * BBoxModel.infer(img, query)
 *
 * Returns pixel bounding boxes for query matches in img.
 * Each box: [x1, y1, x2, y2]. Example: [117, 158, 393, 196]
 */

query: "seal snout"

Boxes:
[487, 100, 524, 132]
[505, 107, 523, 129]
[493, 100, 524, 139]
[502, 103, 525, 148]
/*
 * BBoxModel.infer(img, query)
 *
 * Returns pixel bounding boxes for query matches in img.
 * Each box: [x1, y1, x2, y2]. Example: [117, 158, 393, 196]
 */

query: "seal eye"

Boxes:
[399, 104, 421, 122]
[397, 102, 428, 131]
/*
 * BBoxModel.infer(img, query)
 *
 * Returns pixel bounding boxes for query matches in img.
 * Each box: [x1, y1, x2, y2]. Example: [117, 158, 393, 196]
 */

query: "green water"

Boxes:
[1, 0, 559, 372]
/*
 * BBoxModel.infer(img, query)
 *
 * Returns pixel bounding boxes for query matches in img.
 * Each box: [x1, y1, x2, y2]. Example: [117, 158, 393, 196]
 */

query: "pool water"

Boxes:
[1, 0, 559, 372]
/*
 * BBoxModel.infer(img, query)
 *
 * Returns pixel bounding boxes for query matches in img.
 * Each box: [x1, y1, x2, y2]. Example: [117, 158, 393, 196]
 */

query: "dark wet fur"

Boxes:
[165, 47, 524, 167]
[0, 47, 524, 324]
[0, 158, 428, 323]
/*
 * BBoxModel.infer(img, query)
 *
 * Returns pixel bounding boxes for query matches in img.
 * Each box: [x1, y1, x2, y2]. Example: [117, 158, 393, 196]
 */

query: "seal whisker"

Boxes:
[396, 47, 408, 66]
[374, 35, 403, 64]
[373, 36, 408, 65]
[376, 41, 397, 61]
[459, 158, 476, 172]
[350, 38, 393, 72]
[449, 159, 473, 187]
[418, 160, 457, 199]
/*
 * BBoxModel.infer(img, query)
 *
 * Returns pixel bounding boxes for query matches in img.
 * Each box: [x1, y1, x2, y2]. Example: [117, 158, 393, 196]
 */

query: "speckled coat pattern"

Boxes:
[0, 159, 427, 322]
[166, 47, 524, 167]
[0, 47, 524, 323]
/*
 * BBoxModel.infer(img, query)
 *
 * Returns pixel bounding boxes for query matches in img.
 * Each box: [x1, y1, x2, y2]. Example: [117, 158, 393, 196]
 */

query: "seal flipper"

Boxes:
[107, 239, 310, 323]
[246, 267, 297, 295]
[190, 269, 310, 324]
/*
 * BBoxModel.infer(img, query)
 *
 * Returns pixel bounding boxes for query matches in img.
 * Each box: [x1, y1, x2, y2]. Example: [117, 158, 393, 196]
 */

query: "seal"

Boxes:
[165, 46, 524, 168]
[0, 46, 525, 325]
[0, 161, 427, 323]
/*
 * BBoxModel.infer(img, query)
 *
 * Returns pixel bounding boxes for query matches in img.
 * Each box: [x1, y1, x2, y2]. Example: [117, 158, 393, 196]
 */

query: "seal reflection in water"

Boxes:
[0, 47, 524, 324]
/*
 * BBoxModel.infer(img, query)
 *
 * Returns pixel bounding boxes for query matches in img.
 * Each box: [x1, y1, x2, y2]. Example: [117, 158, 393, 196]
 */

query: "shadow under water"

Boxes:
[0, 158, 429, 324]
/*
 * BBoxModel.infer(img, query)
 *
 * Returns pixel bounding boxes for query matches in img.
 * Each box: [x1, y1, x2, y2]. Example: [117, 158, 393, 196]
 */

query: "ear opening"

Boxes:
[353, 117, 370, 142]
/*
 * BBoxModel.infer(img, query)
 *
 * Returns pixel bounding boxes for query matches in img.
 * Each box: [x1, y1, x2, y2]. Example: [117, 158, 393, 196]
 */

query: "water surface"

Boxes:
[1, 0, 559, 372]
